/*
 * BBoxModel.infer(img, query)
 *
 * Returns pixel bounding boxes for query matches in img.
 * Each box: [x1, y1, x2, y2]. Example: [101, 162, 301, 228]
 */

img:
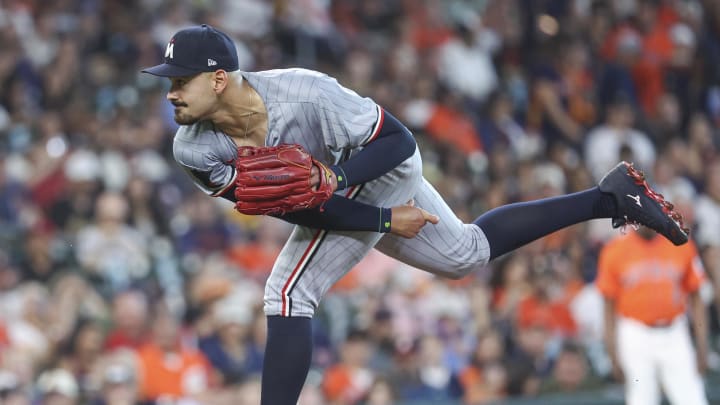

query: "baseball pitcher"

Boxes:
[141, 25, 689, 405]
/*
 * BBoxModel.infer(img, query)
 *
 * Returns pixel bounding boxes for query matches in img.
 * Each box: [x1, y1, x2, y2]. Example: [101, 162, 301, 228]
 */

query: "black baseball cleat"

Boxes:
[598, 161, 689, 245]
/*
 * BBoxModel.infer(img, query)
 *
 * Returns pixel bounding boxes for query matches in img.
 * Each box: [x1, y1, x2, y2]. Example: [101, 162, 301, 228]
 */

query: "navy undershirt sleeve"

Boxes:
[276, 195, 393, 233]
[218, 176, 393, 233]
[330, 109, 416, 190]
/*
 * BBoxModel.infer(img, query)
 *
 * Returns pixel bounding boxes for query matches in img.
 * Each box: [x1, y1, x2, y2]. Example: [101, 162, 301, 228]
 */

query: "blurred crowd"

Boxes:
[0, 0, 719, 404]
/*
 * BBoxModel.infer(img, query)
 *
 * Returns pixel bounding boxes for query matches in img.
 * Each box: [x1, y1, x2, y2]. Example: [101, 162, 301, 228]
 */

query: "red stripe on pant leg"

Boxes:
[279, 185, 363, 316]
[280, 229, 323, 316]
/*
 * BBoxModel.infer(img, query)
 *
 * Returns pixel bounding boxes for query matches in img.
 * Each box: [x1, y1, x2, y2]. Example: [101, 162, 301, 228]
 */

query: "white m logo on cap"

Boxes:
[165, 42, 174, 59]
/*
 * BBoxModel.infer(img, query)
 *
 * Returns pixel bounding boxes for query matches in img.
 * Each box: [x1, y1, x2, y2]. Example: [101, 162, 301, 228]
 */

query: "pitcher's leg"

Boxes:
[375, 178, 490, 278]
[462, 162, 689, 261]
[474, 187, 616, 260]
[261, 226, 383, 405]
[261, 316, 313, 405]
[376, 176, 614, 275]
[264, 226, 383, 317]
[260, 152, 422, 405]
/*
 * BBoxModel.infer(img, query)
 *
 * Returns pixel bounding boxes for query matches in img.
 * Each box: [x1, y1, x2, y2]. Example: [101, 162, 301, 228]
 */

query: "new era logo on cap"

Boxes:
[141, 24, 239, 77]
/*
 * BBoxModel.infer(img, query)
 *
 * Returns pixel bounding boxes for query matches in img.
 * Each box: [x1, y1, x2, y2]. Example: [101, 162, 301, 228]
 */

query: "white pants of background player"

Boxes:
[263, 148, 491, 318]
[617, 316, 707, 405]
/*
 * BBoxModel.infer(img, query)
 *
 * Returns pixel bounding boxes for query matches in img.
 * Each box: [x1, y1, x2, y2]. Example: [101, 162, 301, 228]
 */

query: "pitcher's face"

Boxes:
[166, 73, 217, 125]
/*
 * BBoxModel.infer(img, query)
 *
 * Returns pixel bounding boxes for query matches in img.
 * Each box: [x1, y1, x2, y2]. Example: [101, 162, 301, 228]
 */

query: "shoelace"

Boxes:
[618, 220, 640, 235]
[624, 163, 690, 235]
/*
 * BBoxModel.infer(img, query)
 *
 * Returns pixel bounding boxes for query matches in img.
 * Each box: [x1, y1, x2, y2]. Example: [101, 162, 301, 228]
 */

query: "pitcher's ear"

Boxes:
[212, 69, 229, 93]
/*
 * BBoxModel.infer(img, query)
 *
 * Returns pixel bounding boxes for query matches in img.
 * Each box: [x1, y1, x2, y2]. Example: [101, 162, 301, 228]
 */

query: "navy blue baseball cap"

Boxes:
[141, 24, 239, 77]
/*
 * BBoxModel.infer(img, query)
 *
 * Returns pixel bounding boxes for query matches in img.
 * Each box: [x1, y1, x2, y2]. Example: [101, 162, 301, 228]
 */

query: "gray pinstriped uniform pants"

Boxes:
[264, 148, 491, 317]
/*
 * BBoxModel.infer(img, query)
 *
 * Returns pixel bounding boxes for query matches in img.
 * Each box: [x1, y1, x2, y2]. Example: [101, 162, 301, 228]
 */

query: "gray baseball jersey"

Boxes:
[173, 68, 490, 317]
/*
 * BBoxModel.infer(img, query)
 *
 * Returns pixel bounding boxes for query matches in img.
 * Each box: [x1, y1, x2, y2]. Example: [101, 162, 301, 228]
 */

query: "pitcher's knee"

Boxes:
[442, 271, 465, 280]
[264, 292, 317, 318]
[435, 263, 481, 280]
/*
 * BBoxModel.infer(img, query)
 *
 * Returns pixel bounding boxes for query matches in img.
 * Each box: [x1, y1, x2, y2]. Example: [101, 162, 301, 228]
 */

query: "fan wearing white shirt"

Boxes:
[585, 93, 656, 181]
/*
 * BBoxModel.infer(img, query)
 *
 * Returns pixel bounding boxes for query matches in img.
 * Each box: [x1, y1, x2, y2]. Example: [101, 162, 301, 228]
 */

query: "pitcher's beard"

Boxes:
[173, 111, 198, 125]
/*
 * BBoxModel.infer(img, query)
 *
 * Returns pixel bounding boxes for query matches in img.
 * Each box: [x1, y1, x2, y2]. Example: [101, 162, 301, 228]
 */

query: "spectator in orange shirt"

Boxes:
[136, 305, 212, 402]
[225, 217, 289, 280]
[0, 321, 8, 348]
[105, 290, 149, 351]
[458, 330, 507, 404]
[516, 269, 577, 337]
[597, 227, 708, 405]
[322, 329, 374, 404]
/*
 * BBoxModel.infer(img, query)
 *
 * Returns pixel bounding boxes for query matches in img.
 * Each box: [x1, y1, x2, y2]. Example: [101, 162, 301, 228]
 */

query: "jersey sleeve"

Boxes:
[682, 242, 706, 293]
[596, 243, 620, 299]
[314, 74, 383, 151]
[173, 125, 238, 197]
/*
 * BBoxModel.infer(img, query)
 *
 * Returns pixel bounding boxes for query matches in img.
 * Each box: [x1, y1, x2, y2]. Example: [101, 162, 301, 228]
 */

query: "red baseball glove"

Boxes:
[233, 144, 335, 215]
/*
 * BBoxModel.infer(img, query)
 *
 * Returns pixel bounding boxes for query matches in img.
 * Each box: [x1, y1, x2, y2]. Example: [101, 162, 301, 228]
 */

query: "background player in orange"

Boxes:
[597, 226, 708, 405]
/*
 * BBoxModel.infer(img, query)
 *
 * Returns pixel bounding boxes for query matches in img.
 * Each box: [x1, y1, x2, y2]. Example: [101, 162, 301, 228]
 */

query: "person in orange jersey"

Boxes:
[136, 305, 213, 402]
[597, 227, 708, 405]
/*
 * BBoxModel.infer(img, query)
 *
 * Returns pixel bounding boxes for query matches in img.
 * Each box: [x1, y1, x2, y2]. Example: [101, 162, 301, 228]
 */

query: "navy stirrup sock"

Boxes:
[261, 316, 313, 405]
[474, 187, 617, 260]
